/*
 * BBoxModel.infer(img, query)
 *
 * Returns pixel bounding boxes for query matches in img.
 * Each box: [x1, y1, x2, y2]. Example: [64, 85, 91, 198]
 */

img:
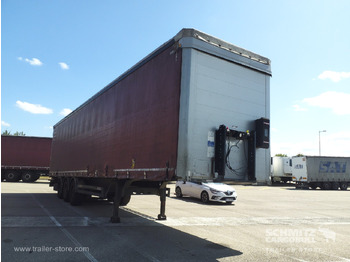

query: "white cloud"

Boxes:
[318, 71, 350, 82]
[16, 100, 53, 114]
[303, 91, 350, 115]
[25, 58, 43, 66]
[1, 121, 11, 127]
[60, 108, 73, 116]
[58, 62, 69, 70]
[18, 57, 43, 66]
[292, 104, 307, 112]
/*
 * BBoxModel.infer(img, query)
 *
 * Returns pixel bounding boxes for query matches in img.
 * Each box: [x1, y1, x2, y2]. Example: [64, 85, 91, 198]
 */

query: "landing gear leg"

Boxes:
[157, 187, 167, 220]
[110, 181, 124, 223]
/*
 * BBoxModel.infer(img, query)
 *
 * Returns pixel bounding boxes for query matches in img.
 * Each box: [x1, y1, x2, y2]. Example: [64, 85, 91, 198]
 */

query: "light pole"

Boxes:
[319, 130, 326, 156]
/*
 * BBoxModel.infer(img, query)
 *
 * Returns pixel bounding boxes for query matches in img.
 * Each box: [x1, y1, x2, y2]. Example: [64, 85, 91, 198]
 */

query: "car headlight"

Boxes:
[210, 188, 221, 194]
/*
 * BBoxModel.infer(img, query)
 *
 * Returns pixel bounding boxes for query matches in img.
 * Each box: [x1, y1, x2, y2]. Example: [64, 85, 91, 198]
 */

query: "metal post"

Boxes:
[319, 130, 326, 156]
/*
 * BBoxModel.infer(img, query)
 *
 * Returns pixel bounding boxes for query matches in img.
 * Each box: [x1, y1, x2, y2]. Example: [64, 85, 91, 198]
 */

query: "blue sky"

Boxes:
[2, 0, 350, 157]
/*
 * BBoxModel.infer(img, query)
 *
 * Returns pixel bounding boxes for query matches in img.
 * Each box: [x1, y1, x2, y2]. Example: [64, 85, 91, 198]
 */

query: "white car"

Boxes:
[175, 180, 237, 204]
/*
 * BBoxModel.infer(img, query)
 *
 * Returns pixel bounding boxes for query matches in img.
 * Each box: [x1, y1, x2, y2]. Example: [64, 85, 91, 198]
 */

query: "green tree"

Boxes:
[275, 153, 288, 157]
[2, 130, 26, 136]
[2, 130, 11, 135]
[294, 153, 304, 157]
[13, 131, 26, 136]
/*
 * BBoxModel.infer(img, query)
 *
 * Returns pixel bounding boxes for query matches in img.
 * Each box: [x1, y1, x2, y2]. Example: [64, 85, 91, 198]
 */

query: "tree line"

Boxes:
[1, 130, 26, 136]
[275, 153, 304, 157]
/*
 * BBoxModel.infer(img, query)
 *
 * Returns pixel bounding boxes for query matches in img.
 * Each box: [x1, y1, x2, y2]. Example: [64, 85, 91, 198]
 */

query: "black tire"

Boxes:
[331, 182, 340, 190]
[175, 187, 183, 198]
[201, 191, 209, 203]
[62, 179, 71, 202]
[57, 178, 64, 199]
[21, 172, 35, 183]
[322, 182, 331, 190]
[5, 171, 21, 182]
[310, 183, 317, 190]
[340, 182, 348, 191]
[120, 194, 131, 206]
[69, 181, 83, 206]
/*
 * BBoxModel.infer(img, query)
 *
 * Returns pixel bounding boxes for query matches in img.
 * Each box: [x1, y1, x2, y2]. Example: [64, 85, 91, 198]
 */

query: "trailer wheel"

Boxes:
[201, 191, 209, 203]
[69, 181, 83, 206]
[57, 178, 64, 199]
[21, 172, 35, 183]
[331, 182, 340, 190]
[175, 187, 183, 198]
[62, 179, 71, 202]
[5, 171, 21, 182]
[322, 182, 331, 190]
[340, 182, 348, 191]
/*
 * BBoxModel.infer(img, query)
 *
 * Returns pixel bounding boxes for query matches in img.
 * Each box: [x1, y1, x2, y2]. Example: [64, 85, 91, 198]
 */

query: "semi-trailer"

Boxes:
[1, 135, 52, 182]
[49, 28, 272, 222]
[270, 156, 293, 183]
[292, 156, 350, 190]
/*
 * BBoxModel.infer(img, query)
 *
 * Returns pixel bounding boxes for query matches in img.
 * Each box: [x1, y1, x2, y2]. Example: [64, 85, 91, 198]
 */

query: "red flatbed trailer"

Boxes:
[1, 136, 52, 182]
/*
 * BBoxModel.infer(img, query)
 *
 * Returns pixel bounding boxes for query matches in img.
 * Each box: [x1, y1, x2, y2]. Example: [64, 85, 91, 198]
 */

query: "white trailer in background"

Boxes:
[271, 156, 293, 183]
[292, 156, 350, 190]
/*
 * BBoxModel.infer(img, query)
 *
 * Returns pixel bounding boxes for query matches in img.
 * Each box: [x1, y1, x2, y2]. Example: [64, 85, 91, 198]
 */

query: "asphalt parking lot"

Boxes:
[2, 180, 350, 262]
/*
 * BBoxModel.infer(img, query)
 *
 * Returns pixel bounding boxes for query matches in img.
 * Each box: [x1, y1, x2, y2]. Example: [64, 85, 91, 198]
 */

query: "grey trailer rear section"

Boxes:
[176, 29, 271, 184]
[293, 156, 350, 190]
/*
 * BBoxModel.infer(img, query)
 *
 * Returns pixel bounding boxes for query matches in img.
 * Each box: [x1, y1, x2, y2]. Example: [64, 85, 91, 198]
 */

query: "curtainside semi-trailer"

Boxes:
[49, 28, 272, 222]
[1, 135, 52, 182]
[293, 156, 350, 190]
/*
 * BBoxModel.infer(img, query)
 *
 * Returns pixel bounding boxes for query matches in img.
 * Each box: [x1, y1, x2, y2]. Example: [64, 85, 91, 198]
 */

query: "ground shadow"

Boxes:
[1, 180, 50, 185]
[285, 187, 349, 191]
[270, 182, 295, 187]
[2, 192, 243, 261]
[171, 196, 235, 206]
